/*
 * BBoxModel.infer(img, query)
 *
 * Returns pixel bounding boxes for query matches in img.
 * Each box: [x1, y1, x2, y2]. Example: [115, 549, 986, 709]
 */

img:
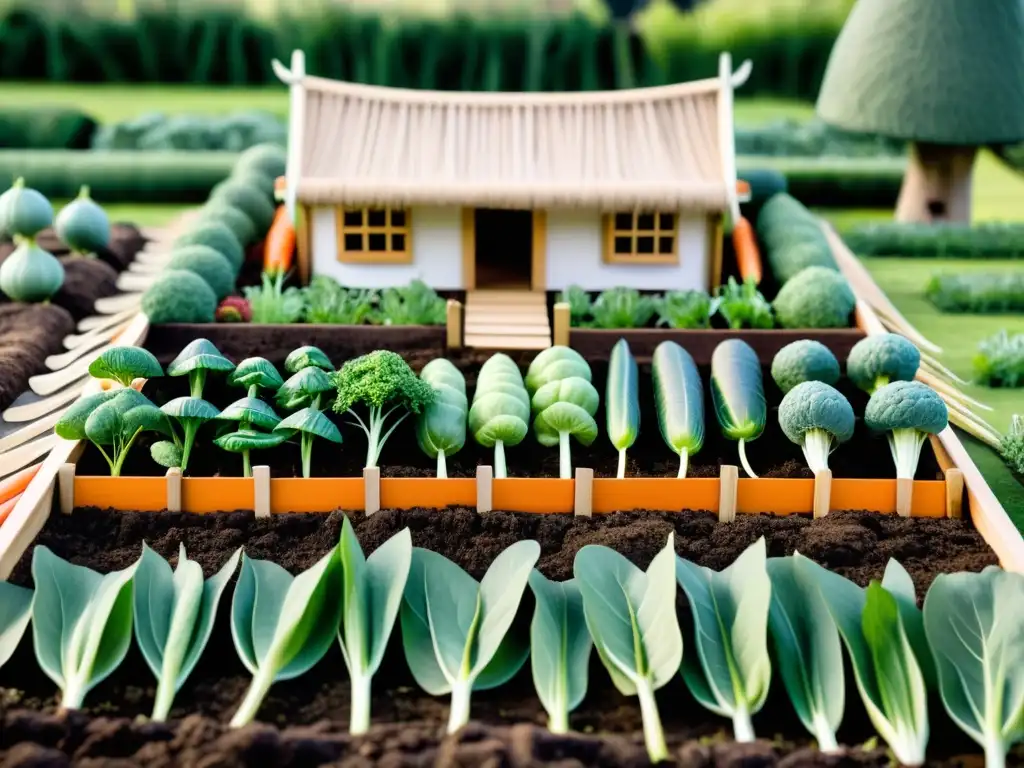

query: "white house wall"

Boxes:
[310, 206, 464, 288]
[544, 210, 708, 291]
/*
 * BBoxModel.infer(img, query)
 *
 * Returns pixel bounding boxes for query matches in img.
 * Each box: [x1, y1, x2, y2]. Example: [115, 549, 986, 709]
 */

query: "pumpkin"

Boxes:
[56, 185, 110, 255]
[0, 178, 53, 239]
[0, 239, 65, 302]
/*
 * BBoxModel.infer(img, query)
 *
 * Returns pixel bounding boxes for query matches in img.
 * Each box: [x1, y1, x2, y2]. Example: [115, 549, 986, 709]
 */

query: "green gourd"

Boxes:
[56, 186, 110, 255]
[0, 239, 65, 302]
[0, 178, 54, 239]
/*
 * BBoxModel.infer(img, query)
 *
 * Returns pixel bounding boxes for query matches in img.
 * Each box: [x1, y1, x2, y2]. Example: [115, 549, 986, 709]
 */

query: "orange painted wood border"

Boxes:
[737, 478, 814, 515]
[271, 478, 363, 513]
[380, 478, 477, 510]
[75, 477, 165, 512]
[592, 478, 719, 514]
[182, 478, 254, 513]
[493, 479, 574, 514]
[831, 479, 946, 518]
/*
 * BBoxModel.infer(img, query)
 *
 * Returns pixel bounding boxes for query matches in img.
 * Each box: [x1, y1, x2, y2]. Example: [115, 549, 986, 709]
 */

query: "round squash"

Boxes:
[0, 239, 65, 302]
[0, 178, 53, 239]
[55, 185, 111, 255]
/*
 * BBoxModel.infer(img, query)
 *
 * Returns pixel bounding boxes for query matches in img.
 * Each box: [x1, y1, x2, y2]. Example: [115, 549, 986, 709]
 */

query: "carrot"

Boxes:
[0, 493, 22, 526]
[732, 216, 762, 285]
[263, 205, 296, 277]
[0, 463, 41, 505]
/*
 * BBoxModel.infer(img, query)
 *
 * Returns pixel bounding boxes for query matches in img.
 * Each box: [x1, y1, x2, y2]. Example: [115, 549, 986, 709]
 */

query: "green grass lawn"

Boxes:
[49, 200, 189, 228]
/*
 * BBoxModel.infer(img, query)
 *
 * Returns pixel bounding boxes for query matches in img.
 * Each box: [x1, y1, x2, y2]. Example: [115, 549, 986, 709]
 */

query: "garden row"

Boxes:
[0, 150, 907, 208]
[0, 519, 1017, 767]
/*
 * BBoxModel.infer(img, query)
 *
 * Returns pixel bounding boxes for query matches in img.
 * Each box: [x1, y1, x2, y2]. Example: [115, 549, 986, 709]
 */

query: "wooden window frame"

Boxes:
[336, 207, 412, 264]
[602, 211, 679, 265]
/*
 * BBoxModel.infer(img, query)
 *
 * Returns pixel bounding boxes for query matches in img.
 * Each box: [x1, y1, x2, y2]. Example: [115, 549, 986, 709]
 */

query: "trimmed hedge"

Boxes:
[740, 156, 905, 209]
[92, 111, 286, 151]
[926, 273, 1024, 314]
[844, 222, 1024, 259]
[0, 109, 97, 150]
[0, 151, 237, 202]
[755, 192, 838, 285]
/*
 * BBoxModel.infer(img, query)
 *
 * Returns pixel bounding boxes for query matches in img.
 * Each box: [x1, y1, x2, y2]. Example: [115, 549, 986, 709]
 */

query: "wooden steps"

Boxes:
[464, 290, 551, 350]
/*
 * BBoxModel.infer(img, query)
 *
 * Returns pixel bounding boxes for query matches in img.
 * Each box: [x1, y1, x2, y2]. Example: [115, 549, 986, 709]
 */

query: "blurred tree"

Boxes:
[604, 0, 710, 88]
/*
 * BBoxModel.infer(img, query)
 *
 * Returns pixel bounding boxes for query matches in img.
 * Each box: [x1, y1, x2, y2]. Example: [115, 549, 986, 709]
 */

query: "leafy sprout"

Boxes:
[655, 289, 713, 329]
[378, 280, 446, 325]
[214, 429, 286, 477]
[277, 366, 335, 411]
[302, 276, 379, 325]
[274, 408, 342, 478]
[215, 397, 283, 477]
[151, 396, 221, 473]
[556, 285, 593, 327]
[166, 338, 235, 398]
[284, 345, 335, 374]
[88, 346, 163, 388]
[228, 356, 284, 398]
[711, 277, 774, 330]
[243, 271, 305, 324]
[589, 287, 657, 329]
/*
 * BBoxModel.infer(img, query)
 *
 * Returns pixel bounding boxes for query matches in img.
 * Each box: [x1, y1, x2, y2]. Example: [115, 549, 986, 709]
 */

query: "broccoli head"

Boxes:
[141, 269, 217, 324]
[846, 333, 921, 394]
[864, 381, 948, 479]
[772, 266, 856, 329]
[778, 380, 855, 472]
[771, 340, 841, 394]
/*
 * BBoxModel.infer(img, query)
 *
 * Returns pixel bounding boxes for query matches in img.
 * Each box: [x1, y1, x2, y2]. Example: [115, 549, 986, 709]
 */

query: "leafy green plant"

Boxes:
[676, 538, 772, 742]
[337, 518, 412, 734]
[923, 566, 1024, 768]
[605, 338, 639, 478]
[1001, 414, 1024, 475]
[925, 272, 1024, 314]
[378, 279, 446, 325]
[229, 548, 344, 727]
[333, 350, 435, 468]
[655, 289, 712, 329]
[400, 540, 540, 734]
[589, 287, 657, 329]
[303, 275, 379, 324]
[87, 345, 163, 388]
[557, 285, 593, 327]
[229, 356, 284, 398]
[573, 534, 682, 763]
[31, 545, 139, 710]
[0, 581, 33, 671]
[151, 396, 220, 473]
[285, 345, 335, 374]
[766, 555, 844, 752]
[415, 359, 468, 478]
[652, 340, 704, 478]
[973, 330, 1024, 388]
[778, 381, 855, 473]
[525, 346, 592, 396]
[243, 271, 305, 324]
[532, 376, 599, 479]
[166, 338, 235, 398]
[277, 366, 335, 411]
[528, 572, 592, 734]
[133, 543, 241, 721]
[798, 555, 933, 766]
[711, 339, 766, 478]
[468, 353, 530, 478]
[865, 381, 949, 479]
[711, 277, 773, 329]
[274, 408, 342, 478]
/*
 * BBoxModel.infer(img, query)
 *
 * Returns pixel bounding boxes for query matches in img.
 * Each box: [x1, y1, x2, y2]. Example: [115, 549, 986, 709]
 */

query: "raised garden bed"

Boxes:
[0, 506, 1001, 766]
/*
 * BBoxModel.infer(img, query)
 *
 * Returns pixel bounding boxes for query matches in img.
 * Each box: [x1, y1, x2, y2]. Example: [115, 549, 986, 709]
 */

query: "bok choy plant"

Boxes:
[32, 546, 139, 710]
[415, 359, 468, 478]
[0, 581, 33, 671]
[133, 543, 241, 720]
[275, 358, 341, 478]
[676, 538, 772, 742]
[166, 338, 235, 399]
[605, 338, 639, 478]
[798, 554, 933, 766]
[766, 555, 845, 751]
[923, 567, 1024, 768]
[711, 339, 766, 478]
[333, 350, 434, 468]
[88, 345, 163, 388]
[528, 572, 593, 734]
[400, 540, 540, 734]
[573, 534, 682, 763]
[468, 353, 529, 478]
[229, 548, 344, 727]
[337, 518, 412, 735]
[589, 287, 657, 329]
[652, 341, 704, 478]
[528, 348, 598, 479]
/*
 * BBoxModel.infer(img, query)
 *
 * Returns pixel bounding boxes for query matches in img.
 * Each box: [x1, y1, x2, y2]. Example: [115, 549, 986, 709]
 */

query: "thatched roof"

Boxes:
[274, 53, 747, 215]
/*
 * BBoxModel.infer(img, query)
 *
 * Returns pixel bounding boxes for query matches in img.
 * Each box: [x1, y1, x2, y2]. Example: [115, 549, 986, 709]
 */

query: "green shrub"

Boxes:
[173, 222, 244, 275]
[755, 192, 837, 284]
[772, 266, 856, 328]
[734, 119, 905, 158]
[92, 112, 285, 151]
[209, 180, 276, 235]
[194, 201, 257, 246]
[739, 157, 904, 209]
[166, 245, 236, 301]
[925, 273, 1024, 314]
[973, 330, 1024, 388]
[141, 270, 217, 324]
[235, 144, 288, 182]
[0, 109, 97, 150]
[844, 222, 1024, 259]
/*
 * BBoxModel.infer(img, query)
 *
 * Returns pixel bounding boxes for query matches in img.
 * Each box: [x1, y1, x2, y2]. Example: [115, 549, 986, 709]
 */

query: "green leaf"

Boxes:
[0, 581, 33, 670]
[605, 339, 640, 454]
[55, 391, 118, 440]
[338, 518, 412, 734]
[881, 560, 936, 688]
[88, 346, 163, 387]
[133, 543, 241, 720]
[469, 353, 530, 452]
[217, 397, 281, 430]
[400, 540, 539, 733]
[766, 556, 844, 750]
[923, 568, 1024, 762]
[710, 339, 767, 441]
[525, 346, 591, 395]
[676, 538, 772, 741]
[150, 440, 183, 469]
[166, 339, 235, 378]
[285, 345, 335, 374]
[214, 429, 286, 454]
[415, 359, 468, 463]
[528, 572, 592, 733]
[228, 357, 284, 393]
[652, 341, 704, 475]
[276, 367, 335, 410]
[161, 396, 220, 422]
[228, 548, 344, 726]
[275, 408, 343, 443]
[31, 545, 139, 709]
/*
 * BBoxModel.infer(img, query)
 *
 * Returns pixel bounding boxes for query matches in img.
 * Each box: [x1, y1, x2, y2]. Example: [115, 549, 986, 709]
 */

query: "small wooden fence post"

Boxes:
[253, 465, 271, 518]
[165, 468, 182, 512]
[896, 478, 914, 517]
[446, 299, 463, 349]
[813, 470, 832, 519]
[944, 468, 964, 519]
[364, 466, 381, 516]
[58, 463, 75, 516]
[552, 302, 570, 347]
[574, 468, 593, 517]
[718, 465, 738, 523]
[476, 465, 493, 514]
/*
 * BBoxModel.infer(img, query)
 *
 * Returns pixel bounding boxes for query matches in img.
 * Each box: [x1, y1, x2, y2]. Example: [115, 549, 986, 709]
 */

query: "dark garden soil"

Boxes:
[0, 506, 1000, 767]
[108, 347, 943, 482]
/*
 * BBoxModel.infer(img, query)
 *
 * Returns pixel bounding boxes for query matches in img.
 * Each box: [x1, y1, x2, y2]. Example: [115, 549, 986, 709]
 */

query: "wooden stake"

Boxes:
[552, 302, 570, 347]
[166, 468, 182, 513]
[896, 478, 914, 517]
[364, 466, 381, 516]
[574, 467, 593, 517]
[718, 465, 738, 523]
[813, 469, 832, 519]
[58, 463, 76, 516]
[253, 465, 271, 518]
[446, 299, 464, 349]
[476, 465, 493, 514]
[944, 468, 964, 520]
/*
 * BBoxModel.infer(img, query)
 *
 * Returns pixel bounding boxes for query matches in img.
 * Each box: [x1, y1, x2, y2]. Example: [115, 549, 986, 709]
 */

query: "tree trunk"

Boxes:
[895, 143, 977, 223]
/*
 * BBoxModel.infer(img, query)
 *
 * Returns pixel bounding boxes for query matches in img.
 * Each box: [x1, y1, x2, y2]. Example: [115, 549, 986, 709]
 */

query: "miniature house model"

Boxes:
[274, 51, 750, 298]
